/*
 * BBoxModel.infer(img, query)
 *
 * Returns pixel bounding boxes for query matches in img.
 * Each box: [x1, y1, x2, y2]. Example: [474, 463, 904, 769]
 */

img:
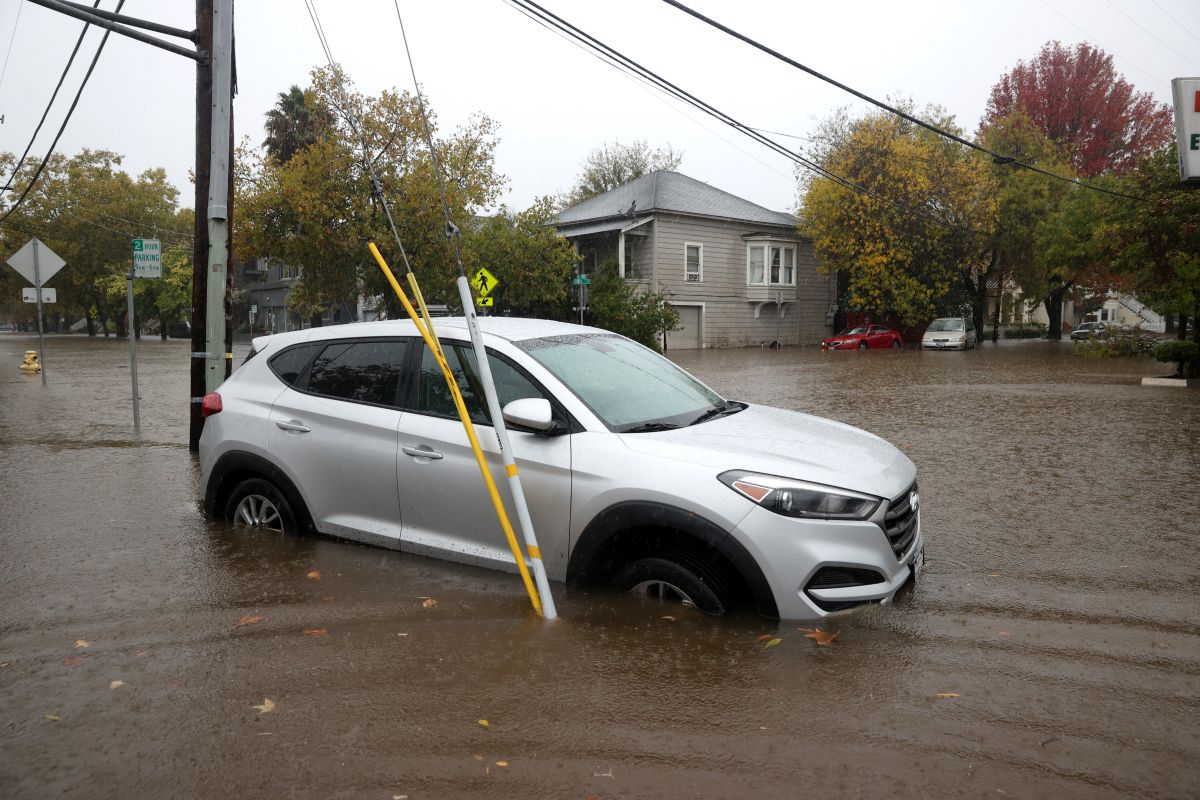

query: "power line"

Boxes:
[1105, 0, 1200, 70]
[506, 0, 983, 235]
[0, 0, 100, 197]
[1039, 0, 1168, 90]
[0, 0, 123, 224]
[0, 0, 23, 90]
[1148, 0, 1200, 46]
[660, 0, 1145, 202]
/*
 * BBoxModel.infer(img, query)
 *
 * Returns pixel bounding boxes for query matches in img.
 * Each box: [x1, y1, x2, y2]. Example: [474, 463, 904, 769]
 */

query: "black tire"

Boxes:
[857, 340, 869, 351]
[612, 556, 730, 615]
[891, 339, 901, 350]
[224, 477, 298, 535]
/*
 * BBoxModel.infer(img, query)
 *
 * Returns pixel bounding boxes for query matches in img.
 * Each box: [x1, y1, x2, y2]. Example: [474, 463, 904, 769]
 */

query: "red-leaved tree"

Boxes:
[982, 41, 1173, 177]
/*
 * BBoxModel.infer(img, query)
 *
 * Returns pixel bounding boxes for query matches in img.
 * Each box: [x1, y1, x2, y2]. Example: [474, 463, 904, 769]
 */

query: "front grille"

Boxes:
[882, 483, 919, 560]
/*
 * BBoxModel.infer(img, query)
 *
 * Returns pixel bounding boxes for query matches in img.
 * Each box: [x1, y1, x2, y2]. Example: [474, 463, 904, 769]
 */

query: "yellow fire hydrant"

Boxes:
[19, 350, 41, 374]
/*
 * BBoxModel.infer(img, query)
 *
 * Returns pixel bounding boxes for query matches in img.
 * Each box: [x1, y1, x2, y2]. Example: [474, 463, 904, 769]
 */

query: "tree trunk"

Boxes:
[310, 313, 323, 328]
[115, 311, 127, 339]
[159, 315, 168, 341]
[85, 316, 95, 337]
[98, 314, 109, 337]
[1179, 315, 1189, 342]
[1043, 287, 1067, 340]
[1165, 314, 1175, 334]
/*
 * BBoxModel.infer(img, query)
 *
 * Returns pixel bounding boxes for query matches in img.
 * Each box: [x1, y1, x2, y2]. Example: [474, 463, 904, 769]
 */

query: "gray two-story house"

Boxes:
[555, 171, 835, 349]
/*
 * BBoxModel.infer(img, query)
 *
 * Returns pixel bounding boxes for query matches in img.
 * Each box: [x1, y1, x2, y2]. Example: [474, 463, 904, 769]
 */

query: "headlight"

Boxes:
[718, 470, 880, 520]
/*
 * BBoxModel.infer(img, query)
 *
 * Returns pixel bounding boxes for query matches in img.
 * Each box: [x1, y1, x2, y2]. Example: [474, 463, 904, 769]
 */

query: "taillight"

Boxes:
[201, 392, 223, 417]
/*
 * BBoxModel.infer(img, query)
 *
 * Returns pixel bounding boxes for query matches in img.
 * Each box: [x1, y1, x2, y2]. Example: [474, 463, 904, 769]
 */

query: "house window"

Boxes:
[748, 243, 795, 286]
[685, 243, 703, 282]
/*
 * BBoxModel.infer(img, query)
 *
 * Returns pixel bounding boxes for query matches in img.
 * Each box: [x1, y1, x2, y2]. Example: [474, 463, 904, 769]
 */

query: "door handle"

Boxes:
[402, 444, 443, 460]
[275, 419, 311, 433]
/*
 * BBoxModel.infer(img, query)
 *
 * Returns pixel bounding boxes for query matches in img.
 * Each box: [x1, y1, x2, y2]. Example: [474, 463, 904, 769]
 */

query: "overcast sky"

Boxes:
[1, 0, 1198, 220]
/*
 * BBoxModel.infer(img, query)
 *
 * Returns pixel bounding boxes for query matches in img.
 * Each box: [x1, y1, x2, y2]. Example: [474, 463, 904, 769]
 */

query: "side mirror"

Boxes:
[502, 397, 559, 433]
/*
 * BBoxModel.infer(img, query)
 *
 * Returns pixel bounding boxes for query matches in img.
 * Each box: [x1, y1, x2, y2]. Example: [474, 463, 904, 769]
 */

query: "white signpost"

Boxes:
[127, 238, 163, 432]
[6, 237, 66, 385]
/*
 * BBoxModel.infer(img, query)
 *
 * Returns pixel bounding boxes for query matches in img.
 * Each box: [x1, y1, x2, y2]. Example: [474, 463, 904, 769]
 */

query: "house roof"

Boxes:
[555, 171, 796, 231]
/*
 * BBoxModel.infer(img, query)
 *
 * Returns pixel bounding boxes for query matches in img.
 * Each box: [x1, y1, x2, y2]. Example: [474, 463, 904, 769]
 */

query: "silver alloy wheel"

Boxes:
[628, 579, 696, 607]
[233, 494, 284, 533]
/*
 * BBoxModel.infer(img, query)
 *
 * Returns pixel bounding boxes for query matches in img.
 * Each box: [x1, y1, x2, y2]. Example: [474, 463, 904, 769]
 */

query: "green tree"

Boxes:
[237, 67, 504, 324]
[561, 139, 682, 207]
[0, 150, 181, 335]
[1105, 145, 1200, 341]
[263, 85, 328, 164]
[461, 196, 578, 318]
[799, 105, 994, 326]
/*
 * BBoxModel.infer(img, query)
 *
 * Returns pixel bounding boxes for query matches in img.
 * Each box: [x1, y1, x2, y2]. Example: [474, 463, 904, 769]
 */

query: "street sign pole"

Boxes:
[32, 239, 47, 385]
[127, 249, 141, 433]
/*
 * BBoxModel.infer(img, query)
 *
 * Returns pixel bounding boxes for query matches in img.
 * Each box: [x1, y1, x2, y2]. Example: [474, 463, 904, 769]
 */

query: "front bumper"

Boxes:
[733, 502, 924, 620]
[922, 339, 966, 350]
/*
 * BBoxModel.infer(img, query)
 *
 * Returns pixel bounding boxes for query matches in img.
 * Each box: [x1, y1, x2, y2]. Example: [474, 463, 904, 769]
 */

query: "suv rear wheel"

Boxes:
[612, 556, 730, 615]
[225, 478, 297, 535]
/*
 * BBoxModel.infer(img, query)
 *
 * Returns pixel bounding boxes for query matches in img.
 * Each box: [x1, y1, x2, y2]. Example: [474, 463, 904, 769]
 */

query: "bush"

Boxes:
[587, 259, 679, 351]
[1154, 340, 1200, 378]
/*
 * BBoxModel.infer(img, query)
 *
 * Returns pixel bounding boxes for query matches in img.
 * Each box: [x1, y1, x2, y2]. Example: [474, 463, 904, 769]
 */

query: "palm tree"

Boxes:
[263, 85, 320, 163]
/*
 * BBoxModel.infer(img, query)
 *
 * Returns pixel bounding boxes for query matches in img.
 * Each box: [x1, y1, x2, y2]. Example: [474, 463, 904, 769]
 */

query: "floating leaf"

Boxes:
[62, 656, 83, 666]
[235, 614, 264, 628]
[306, 570, 321, 580]
[495, 761, 508, 768]
[997, 632, 1011, 638]
[802, 628, 839, 646]
[661, 615, 677, 622]
[477, 719, 489, 727]
[301, 628, 327, 637]
[109, 680, 126, 689]
[471, 754, 483, 761]
[0, 661, 9, 668]
[134, 651, 149, 657]
[756, 634, 773, 641]
[74, 639, 90, 649]
[764, 638, 783, 649]
[44, 714, 61, 721]
[421, 598, 438, 609]
[936, 692, 960, 698]
[252, 698, 276, 714]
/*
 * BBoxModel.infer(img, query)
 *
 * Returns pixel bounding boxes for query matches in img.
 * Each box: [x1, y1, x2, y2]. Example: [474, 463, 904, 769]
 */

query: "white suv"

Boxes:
[199, 317, 923, 620]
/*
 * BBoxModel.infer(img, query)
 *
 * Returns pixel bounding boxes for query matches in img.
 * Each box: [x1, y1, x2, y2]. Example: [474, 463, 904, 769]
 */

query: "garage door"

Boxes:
[666, 305, 702, 350]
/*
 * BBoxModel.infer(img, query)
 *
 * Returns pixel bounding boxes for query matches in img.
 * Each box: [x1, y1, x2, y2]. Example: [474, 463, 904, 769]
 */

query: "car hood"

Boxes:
[618, 404, 915, 500]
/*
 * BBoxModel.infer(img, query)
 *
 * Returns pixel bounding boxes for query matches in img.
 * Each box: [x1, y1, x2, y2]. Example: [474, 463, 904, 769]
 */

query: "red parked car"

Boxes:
[821, 325, 904, 351]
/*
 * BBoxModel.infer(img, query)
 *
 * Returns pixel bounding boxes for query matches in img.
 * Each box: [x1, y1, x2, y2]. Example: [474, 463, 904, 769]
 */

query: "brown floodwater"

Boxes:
[1, 333, 1197, 799]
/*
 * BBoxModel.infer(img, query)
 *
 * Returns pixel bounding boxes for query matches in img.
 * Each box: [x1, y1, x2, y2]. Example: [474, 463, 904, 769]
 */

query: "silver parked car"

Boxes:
[199, 318, 923, 620]
[921, 317, 977, 350]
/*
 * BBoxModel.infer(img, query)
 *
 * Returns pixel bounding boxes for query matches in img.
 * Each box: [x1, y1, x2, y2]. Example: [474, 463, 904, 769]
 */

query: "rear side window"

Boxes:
[268, 343, 323, 387]
[308, 340, 408, 406]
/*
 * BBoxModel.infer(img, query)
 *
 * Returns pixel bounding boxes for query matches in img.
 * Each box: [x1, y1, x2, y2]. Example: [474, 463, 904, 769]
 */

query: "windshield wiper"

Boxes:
[688, 402, 743, 426]
[618, 421, 681, 433]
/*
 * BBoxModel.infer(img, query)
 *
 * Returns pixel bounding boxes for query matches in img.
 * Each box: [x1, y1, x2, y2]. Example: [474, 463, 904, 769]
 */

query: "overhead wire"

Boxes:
[0, 0, 101, 196]
[0, 0, 125, 224]
[0, 0, 23, 91]
[659, 0, 1145, 202]
[1104, 0, 1200, 70]
[1148, 0, 1200, 46]
[506, 0, 985, 235]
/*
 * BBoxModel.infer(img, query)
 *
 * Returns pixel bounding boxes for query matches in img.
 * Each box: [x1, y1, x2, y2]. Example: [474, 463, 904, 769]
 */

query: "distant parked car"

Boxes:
[821, 325, 903, 351]
[1070, 322, 1108, 341]
[0, 322, 15, 333]
[921, 317, 977, 350]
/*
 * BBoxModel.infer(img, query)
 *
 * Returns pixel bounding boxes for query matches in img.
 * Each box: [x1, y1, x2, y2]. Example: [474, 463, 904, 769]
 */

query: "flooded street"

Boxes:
[1, 334, 1197, 799]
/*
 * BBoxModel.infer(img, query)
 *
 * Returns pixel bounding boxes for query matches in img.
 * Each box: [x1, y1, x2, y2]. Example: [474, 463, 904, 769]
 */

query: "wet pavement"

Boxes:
[1, 333, 1197, 799]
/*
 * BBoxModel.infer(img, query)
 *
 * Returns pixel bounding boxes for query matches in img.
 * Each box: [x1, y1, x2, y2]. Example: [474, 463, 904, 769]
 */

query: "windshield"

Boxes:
[928, 318, 964, 332]
[840, 326, 869, 335]
[518, 333, 725, 431]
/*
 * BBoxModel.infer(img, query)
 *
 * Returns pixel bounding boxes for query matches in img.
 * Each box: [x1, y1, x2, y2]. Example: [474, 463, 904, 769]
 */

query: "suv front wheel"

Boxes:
[225, 477, 297, 535]
[612, 556, 730, 615]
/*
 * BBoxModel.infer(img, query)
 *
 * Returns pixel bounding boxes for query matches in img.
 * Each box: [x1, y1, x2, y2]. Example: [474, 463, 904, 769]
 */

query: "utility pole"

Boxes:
[189, 0, 234, 451]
